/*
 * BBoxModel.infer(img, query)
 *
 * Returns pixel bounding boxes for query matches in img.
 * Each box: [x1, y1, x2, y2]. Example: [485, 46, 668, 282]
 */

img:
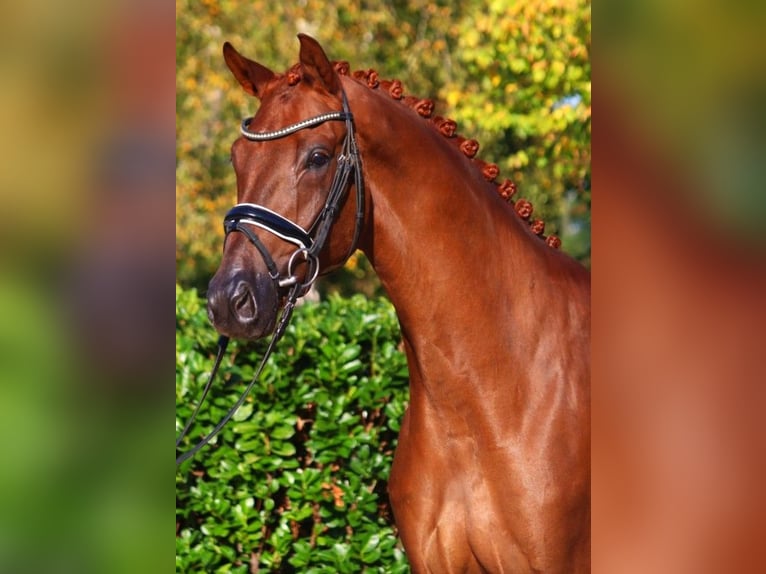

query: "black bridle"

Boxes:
[226, 90, 365, 293]
[176, 90, 364, 465]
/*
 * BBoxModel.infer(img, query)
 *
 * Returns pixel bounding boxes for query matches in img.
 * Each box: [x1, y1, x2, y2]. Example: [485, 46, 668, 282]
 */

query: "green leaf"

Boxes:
[270, 441, 296, 457]
[270, 424, 295, 440]
[232, 403, 252, 422]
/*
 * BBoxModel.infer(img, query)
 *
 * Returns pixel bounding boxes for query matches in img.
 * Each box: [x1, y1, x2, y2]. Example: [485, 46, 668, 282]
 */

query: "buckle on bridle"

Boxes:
[278, 248, 320, 292]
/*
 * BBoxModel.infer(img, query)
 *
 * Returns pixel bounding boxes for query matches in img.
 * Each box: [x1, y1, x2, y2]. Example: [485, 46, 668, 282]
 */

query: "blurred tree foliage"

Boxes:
[444, 0, 591, 248]
[176, 0, 591, 289]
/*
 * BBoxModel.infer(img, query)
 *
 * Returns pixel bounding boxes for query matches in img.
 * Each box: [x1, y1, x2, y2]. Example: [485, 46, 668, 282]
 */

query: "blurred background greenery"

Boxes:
[1, 1, 173, 572]
[176, 0, 592, 294]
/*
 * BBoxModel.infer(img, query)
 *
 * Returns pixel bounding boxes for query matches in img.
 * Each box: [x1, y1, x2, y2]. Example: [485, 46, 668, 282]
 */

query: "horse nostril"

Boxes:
[207, 270, 277, 339]
[231, 282, 257, 322]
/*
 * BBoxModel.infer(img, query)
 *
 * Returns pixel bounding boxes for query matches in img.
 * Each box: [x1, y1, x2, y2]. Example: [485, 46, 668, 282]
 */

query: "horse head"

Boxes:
[207, 35, 364, 340]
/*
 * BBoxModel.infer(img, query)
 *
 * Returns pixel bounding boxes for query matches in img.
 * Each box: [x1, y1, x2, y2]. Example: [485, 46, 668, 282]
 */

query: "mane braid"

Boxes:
[293, 59, 561, 249]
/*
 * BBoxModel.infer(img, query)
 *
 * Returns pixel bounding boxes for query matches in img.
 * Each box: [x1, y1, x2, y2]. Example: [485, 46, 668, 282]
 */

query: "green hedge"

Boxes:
[176, 286, 411, 572]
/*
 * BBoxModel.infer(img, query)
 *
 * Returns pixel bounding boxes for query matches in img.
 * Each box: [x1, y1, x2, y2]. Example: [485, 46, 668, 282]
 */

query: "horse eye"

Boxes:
[308, 150, 330, 169]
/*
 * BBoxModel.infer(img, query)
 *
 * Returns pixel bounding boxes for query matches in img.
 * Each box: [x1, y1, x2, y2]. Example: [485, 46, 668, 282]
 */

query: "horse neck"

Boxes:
[346, 79, 577, 390]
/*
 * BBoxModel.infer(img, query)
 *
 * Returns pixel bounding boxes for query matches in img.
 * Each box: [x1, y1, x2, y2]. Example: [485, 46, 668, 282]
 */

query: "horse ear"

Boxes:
[222, 42, 275, 99]
[297, 34, 341, 96]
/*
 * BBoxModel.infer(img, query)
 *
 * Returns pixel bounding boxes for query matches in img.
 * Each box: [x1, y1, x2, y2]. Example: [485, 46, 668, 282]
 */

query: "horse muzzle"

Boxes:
[206, 267, 279, 340]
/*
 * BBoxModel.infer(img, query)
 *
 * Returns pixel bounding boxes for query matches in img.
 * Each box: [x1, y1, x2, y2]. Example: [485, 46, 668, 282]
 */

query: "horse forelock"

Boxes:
[250, 65, 341, 127]
[266, 58, 562, 249]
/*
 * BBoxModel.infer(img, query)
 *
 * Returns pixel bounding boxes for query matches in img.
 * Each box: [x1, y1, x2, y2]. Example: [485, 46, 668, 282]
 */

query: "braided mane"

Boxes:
[285, 60, 561, 249]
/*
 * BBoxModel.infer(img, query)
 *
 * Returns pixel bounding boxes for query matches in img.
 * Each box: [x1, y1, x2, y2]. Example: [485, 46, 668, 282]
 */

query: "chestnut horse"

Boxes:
[207, 35, 590, 573]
